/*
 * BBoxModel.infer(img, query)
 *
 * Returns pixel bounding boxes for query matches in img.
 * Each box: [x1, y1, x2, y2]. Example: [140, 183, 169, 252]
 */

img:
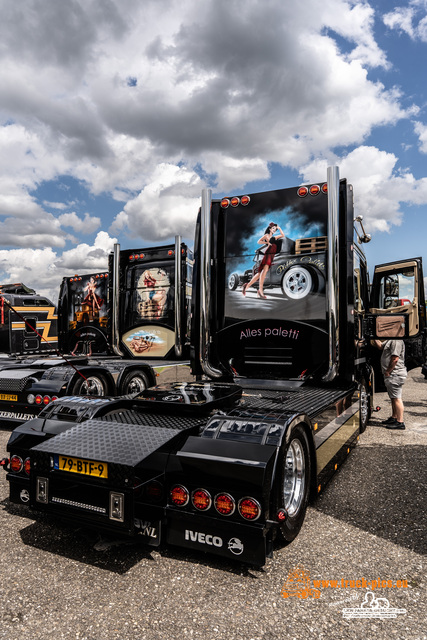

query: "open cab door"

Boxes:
[367, 257, 426, 368]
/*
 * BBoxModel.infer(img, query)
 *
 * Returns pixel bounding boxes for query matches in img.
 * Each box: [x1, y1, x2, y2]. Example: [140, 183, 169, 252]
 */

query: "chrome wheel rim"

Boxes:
[282, 439, 305, 517]
[360, 385, 369, 426]
[125, 375, 147, 394]
[81, 376, 105, 396]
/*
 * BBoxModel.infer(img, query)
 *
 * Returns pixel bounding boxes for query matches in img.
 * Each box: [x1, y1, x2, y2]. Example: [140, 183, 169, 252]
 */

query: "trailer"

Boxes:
[0, 239, 193, 426]
[2, 167, 426, 566]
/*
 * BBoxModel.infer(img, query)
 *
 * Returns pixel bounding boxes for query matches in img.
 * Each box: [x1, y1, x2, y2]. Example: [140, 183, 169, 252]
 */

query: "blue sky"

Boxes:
[1, 0, 427, 301]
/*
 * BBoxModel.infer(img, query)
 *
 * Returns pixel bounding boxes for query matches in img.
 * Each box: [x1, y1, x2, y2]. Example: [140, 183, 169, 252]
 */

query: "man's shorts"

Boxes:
[384, 374, 407, 399]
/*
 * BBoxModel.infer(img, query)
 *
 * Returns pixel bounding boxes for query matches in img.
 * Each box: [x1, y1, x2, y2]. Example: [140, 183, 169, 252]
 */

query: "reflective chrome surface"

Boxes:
[322, 165, 339, 382]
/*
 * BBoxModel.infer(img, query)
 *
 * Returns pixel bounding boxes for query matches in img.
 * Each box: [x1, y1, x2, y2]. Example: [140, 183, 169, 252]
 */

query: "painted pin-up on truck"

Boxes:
[2, 168, 425, 567]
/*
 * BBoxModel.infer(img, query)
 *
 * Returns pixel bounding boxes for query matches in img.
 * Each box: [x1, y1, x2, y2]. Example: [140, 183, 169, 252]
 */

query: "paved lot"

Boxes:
[0, 370, 425, 640]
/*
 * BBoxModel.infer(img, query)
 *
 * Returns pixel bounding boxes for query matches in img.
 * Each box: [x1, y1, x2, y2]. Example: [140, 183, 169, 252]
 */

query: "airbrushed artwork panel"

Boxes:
[224, 186, 328, 328]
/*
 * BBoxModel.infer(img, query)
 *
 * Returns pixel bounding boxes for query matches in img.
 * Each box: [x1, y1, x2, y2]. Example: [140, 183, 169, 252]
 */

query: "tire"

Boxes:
[281, 266, 314, 299]
[273, 424, 311, 542]
[228, 273, 240, 291]
[120, 370, 149, 395]
[359, 379, 371, 433]
[72, 373, 108, 397]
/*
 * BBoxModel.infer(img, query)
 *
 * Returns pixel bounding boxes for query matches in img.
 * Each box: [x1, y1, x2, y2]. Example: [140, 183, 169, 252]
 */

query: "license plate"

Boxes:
[0, 394, 17, 401]
[54, 455, 108, 478]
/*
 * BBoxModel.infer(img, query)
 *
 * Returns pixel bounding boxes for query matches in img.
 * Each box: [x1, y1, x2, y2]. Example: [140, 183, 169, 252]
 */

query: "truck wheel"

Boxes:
[72, 374, 108, 397]
[359, 379, 371, 433]
[120, 370, 149, 395]
[228, 273, 240, 290]
[274, 424, 311, 542]
[281, 266, 314, 299]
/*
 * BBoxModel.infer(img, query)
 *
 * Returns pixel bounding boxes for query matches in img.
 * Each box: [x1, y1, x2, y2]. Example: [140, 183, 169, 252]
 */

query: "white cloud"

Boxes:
[58, 212, 101, 234]
[414, 121, 427, 153]
[110, 163, 203, 242]
[0, 231, 117, 302]
[0, 0, 414, 242]
[383, 2, 427, 41]
[301, 146, 427, 231]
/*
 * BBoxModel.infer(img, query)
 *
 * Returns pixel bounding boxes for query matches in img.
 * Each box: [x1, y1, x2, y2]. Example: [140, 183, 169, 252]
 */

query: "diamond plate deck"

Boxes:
[31, 420, 189, 465]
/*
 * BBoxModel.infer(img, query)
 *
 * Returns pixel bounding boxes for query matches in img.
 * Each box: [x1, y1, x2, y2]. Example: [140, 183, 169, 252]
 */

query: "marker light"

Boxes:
[221, 198, 230, 208]
[230, 197, 240, 207]
[321, 183, 328, 193]
[297, 186, 308, 198]
[240, 195, 250, 206]
[309, 185, 320, 196]
[191, 488, 212, 511]
[214, 493, 235, 516]
[170, 485, 189, 507]
[238, 497, 261, 521]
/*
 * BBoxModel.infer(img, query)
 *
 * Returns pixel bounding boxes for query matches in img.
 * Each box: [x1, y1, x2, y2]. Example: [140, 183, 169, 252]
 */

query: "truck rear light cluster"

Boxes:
[144, 480, 163, 503]
[220, 195, 251, 208]
[297, 183, 327, 197]
[27, 394, 58, 405]
[8, 455, 31, 475]
[69, 274, 108, 281]
[170, 485, 189, 506]
[191, 489, 211, 511]
[10, 455, 23, 473]
[214, 492, 235, 516]
[238, 497, 261, 521]
[169, 485, 261, 521]
[129, 253, 145, 261]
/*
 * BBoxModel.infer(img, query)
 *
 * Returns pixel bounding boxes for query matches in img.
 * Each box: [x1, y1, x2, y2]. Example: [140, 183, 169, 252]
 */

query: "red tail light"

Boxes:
[191, 489, 211, 511]
[240, 195, 250, 206]
[230, 197, 240, 207]
[321, 183, 327, 193]
[170, 485, 189, 507]
[238, 497, 261, 521]
[43, 396, 50, 405]
[297, 186, 308, 198]
[24, 458, 31, 476]
[145, 481, 163, 502]
[309, 184, 320, 196]
[10, 455, 23, 473]
[35, 395, 43, 405]
[214, 493, 235, 516]
[221, 198, 230, 208]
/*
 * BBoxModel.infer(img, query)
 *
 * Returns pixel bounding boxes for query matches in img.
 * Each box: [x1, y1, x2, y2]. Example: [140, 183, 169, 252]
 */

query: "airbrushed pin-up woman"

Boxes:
[242, 222, 285, 299]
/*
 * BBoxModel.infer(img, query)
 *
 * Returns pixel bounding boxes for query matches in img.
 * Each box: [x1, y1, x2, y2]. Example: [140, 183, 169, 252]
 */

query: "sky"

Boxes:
[1, 0, 427, 303]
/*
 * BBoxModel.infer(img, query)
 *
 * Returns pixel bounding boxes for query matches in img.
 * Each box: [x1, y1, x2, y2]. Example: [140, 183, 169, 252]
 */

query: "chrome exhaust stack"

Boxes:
[174, 235, 183, 357]
[199, 188, 222, 378]
[112, 243, 124, 356]
[322, 165, 340, 382]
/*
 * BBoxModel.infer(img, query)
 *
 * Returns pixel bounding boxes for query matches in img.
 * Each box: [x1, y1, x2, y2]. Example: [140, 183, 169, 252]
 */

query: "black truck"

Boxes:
[2, 167, 425, 566]
[0, 239, 193, 426]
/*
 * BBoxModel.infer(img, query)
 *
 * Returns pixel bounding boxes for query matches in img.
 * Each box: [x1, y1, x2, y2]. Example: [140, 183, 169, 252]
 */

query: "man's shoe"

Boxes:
[385, 421, 405, 430]
[382, 417, 397, 425]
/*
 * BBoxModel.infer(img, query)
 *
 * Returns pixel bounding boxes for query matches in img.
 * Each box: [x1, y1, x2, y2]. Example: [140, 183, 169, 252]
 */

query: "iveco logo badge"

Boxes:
[228, 538, 244, 555]
[20, 489, 30, 503]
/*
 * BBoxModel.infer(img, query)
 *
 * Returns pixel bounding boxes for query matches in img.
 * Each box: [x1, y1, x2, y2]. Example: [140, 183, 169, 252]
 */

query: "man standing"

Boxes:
[374, 339, 407, 430]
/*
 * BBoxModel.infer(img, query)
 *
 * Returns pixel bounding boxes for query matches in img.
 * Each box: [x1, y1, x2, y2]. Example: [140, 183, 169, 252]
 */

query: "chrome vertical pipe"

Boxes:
[174, 235, 183, 357]
[112, 242, 124, 356]
[199, 188, 222, 378]
[322, 165, 339, 382]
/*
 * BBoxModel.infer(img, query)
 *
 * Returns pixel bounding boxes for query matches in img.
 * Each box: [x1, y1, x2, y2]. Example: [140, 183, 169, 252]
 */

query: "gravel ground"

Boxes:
[0, 369, 425, 640]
